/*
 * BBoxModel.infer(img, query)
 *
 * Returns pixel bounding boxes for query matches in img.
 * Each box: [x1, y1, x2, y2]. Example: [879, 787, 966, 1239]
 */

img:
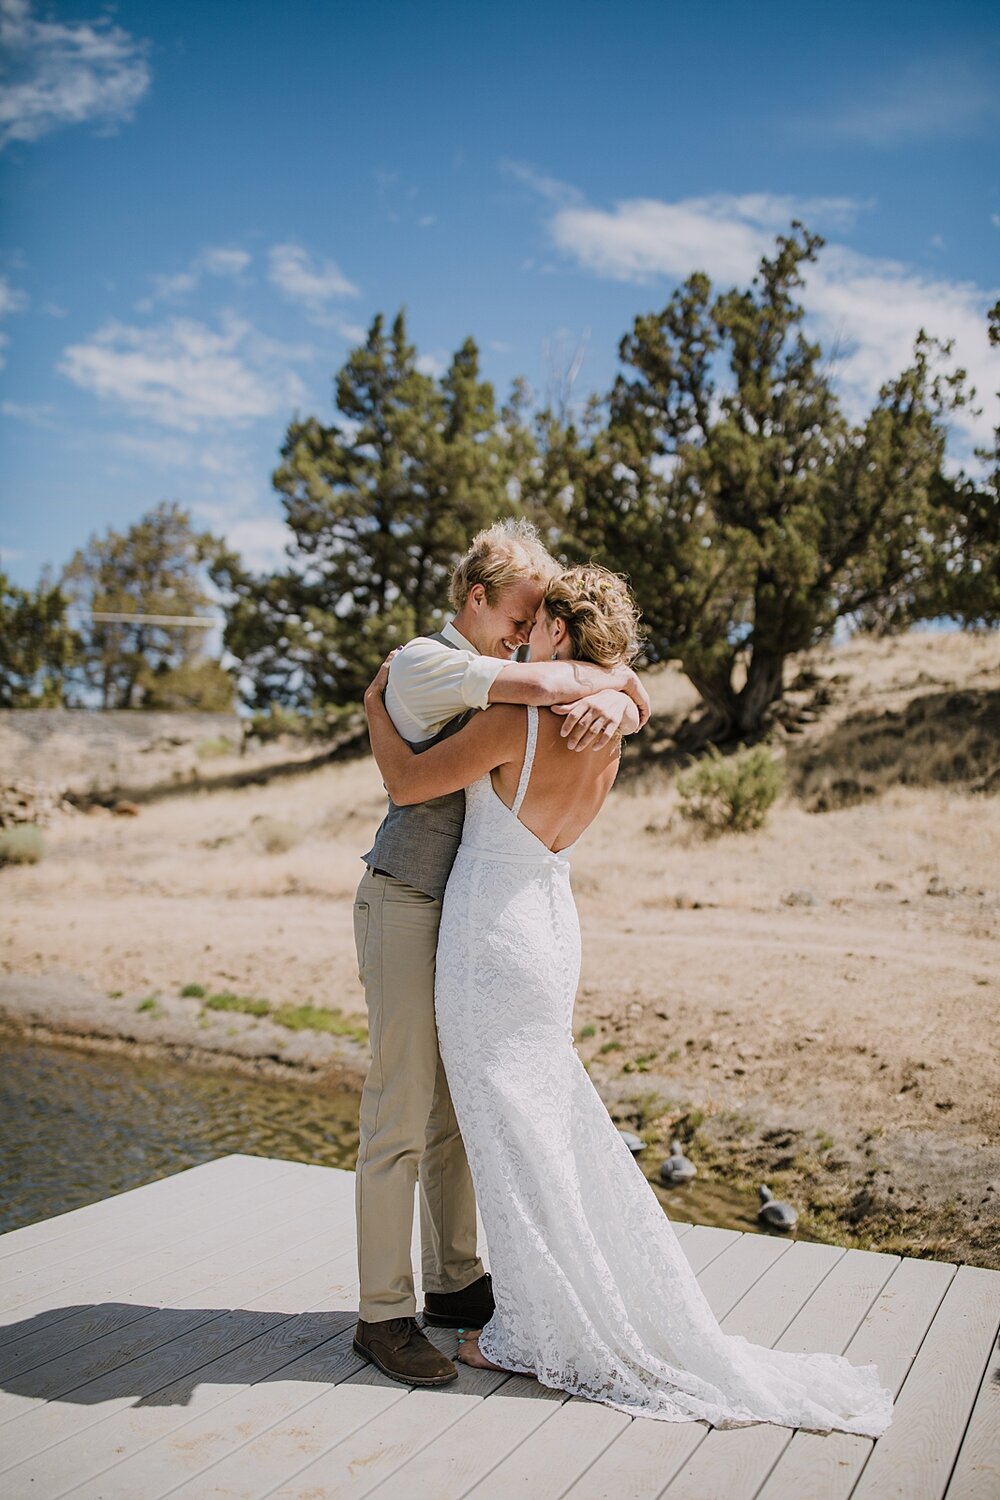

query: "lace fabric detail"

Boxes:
[434, 706, 893, 1434]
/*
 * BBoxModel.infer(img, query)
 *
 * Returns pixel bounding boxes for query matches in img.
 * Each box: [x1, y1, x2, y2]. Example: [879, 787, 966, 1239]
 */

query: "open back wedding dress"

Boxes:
[434, 706, 893, 1435]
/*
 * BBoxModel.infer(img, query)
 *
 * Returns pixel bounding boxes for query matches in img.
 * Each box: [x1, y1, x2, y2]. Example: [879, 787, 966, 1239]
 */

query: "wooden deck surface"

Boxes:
[0, 1154, 997, 1499]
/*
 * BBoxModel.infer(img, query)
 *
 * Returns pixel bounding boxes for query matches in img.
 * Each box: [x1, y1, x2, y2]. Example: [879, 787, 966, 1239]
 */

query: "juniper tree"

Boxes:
[213, 312, 518, 709]
[567, 225, 966, 738]
[61, 501, 228, 710]
[0, 570, 79, 707]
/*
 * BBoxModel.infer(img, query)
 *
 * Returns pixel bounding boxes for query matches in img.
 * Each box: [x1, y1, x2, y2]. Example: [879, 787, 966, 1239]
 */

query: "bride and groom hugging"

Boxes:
[350, 519, 894, 1435]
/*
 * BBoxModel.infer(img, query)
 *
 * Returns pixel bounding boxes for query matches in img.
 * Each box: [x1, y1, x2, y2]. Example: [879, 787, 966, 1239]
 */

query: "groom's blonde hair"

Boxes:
[449, 518, 560, 609]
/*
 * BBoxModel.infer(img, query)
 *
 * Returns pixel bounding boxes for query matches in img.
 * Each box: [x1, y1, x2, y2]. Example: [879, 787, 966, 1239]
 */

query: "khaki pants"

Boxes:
[353, 867, 484, 1321]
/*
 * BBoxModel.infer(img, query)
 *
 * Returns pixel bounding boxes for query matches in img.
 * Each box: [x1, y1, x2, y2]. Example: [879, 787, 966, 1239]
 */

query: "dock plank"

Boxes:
[1, 1155, 997, 1500]
[24, 1311, 361, 1500]
[945, 1294, 1000, 1500]
[754, 1256, 959, 1500]
[361, 1380, 567, 1500]
[0, 1167, 358, 1473]
[164, 1342, 514, 1500]
[0, 1156, 312, 1273]
[0, 1158, 345, 1322]
[457, 1228, 812, 1500]
[565, 1246, 898, 1500]
[0, 1189, 349, 1381]
[656, 1243, 894, 1499]
[0, 1186, 354, 1399]
[850, 1264, 1000, 1500]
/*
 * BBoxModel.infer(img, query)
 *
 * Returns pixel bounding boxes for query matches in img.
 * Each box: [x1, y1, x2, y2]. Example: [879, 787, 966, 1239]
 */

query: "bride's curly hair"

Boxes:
[542, 565, 643, 668]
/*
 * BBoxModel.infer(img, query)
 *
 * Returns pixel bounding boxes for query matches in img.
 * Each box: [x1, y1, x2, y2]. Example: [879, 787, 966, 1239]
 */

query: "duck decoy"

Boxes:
[659, 1139, 697, 1184]
[757, 1184, 798, 1230]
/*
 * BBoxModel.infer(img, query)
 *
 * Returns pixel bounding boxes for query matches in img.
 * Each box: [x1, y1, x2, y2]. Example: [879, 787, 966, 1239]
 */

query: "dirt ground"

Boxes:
[2, 629, 998, 1267]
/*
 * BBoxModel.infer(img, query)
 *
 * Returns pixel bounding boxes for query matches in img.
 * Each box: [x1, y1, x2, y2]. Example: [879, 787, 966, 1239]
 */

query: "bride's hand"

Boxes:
[551, 689, 632, 751]
[364, 649, 399, 708]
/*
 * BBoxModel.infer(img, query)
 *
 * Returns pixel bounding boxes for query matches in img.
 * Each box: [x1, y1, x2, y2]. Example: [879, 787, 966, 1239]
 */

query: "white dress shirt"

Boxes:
[383, 621, 508, 744]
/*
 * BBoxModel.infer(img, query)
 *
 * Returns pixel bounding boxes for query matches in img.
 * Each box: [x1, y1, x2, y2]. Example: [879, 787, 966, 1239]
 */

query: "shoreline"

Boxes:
[3, 970, 997, 1271]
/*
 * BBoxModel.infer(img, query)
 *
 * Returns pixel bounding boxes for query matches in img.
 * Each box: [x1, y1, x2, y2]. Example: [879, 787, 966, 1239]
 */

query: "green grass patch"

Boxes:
[180, 982, 207, 998]
[599, 1039, 623, 1055]
[137, 997, 162, 1015]
[272, 1003, 368, 1043]
[196, 991, 367, 1043]
[203, 991, 270, 1017]
[578, 1024, 596, 1040]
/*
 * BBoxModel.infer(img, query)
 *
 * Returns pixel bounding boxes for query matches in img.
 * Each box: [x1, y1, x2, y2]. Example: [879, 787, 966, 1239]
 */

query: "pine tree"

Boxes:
[214, 312, 519, 710]
[61, 502, 228, 710]
[0, 570, 79, 707]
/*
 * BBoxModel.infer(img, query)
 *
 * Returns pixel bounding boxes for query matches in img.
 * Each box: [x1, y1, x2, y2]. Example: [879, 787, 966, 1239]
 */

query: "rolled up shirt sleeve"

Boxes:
[387, 637, 506, 734]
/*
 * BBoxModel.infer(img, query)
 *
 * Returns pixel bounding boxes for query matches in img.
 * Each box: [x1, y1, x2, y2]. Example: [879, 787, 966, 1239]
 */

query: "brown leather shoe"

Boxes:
[353, 1317, 458, 1386]
[423, 1272, 495, 1329]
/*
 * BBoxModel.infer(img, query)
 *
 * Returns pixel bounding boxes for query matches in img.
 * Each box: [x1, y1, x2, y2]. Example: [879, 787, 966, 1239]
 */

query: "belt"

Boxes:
[369, 866, 395, 879]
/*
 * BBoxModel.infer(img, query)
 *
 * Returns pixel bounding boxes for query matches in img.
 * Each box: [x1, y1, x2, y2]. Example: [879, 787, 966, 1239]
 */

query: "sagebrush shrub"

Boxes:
[252, 816, 303, 854]
[0, 825, 45, 865]
[676, 744, 784, 834]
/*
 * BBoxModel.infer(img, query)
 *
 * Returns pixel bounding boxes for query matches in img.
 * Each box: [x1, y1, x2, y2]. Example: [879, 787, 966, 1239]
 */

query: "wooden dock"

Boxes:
[0, 1154, 997, 1499]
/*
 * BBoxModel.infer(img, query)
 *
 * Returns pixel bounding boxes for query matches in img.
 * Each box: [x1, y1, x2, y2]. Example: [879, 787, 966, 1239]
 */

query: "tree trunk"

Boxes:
[733, 646, 785, 736]
[680, 665, 740, 746]
[682, 647, 785, 744]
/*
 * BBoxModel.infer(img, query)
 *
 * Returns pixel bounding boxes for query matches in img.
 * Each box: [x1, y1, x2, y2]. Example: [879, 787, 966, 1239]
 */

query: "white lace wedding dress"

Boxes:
[434, 706, 893, 1435]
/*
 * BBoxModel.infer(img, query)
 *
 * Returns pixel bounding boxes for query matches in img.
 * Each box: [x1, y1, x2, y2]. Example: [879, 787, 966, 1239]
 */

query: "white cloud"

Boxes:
[0, 273, 27, 368]
[201, 247, 251, 277]
[58, 312, 311, 431]
[809, 59, 996, 146]
[109, 431, 195, 466]
[2, 398, 55, 425]
[528, 183, 998, 451]
[0, 0, 150, 150]
[502, 159, 584, 207]
[268, 242, 360, 323]
[0, 273, 28, 316]
[193, 500, 290, 573]
[142, 245, 252, 307]
[549, 192, 864, 287]
[416, 352, 446, 378]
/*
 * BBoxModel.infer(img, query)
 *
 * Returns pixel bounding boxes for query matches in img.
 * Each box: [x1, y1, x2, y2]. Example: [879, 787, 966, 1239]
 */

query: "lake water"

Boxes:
[1, 1035, 777, 1240]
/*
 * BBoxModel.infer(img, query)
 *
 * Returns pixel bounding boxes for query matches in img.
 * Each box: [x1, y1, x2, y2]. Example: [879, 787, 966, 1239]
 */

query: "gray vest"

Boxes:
[362, 632, 474, 899]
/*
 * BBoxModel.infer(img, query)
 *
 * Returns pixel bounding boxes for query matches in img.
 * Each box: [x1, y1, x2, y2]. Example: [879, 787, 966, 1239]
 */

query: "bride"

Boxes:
[363, 564, 893, 1437]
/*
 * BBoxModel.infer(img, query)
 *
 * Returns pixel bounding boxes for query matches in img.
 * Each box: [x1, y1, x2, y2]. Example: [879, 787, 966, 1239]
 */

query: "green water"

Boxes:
[1, 1035, 794, 1240]
[0, 1035, 361, 1233]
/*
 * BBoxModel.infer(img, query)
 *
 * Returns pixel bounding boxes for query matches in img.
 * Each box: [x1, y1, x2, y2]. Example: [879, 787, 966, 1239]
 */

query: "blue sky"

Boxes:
[1, 0, 998, 590]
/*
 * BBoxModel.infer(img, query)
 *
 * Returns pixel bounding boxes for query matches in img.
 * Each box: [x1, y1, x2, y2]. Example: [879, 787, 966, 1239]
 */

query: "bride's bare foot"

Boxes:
[455, 1330, 507, 1372]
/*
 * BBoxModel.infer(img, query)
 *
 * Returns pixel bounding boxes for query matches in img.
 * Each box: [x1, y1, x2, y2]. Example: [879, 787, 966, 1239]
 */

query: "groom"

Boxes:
[352, 519, 649, 1386]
